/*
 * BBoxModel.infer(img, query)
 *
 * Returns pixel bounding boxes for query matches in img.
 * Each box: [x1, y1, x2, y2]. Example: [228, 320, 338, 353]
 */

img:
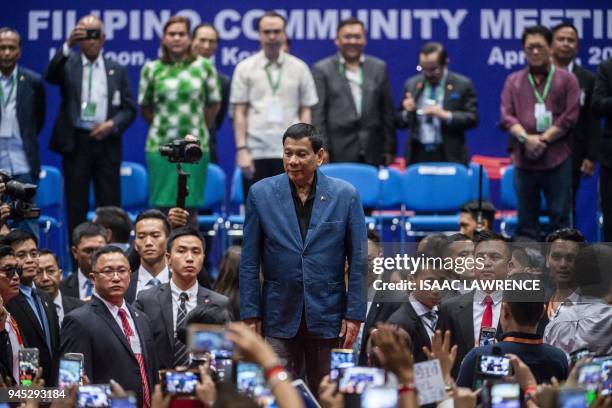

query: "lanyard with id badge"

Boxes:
[265, 63, 283, 124]
[0, 73, 16, 138]
[528, 65, 555, 133]
[79, 63, 98, 130]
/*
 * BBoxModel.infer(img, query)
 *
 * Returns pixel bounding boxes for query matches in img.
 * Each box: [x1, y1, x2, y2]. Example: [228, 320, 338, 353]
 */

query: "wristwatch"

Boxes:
[517, 132, 528, 144]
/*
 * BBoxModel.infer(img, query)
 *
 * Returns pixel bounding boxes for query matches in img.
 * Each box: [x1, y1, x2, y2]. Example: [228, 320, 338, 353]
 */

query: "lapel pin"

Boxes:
[447, 84, 453, 91]
[109, 69, 114, 76]
[20, 75, 25, 81]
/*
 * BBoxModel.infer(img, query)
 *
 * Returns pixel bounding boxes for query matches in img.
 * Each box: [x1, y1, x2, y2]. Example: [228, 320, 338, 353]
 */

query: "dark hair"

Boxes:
[161, 16, 193, 64]
[337, 18, 365, 35]
[72, 222, 107, 248]
[551, 22, 579, 39]
[443, 233, 472, 257]
[474, 230, 511, 257]
[95, 206, 133, 244]
[0, 27, 21, 47]
[511, 246, 545, 271]
[0, 245, 15, 261]
[503, 272, 546, 326]
[1, 229, 38, 248]
[573, 244, 612, 298]
[256, 11, 286, 31]
[522, 25, 552, 46]
[38, 249, 60, 268]
[192, 22, 218, 40]
[166, 226, 205, 253]
[214, 246, 241, 319]
[460, 200, 496, 229]
[545, 228, 585, 243]
[135, 209, 171, 237]
[91, 245, 129, 272]
[367, 229, 381, 244]
[418, 233, 448, 258]
[176, 303, 233, 343]
[419, 42, 448, 66]
[282, 123, 324, 153]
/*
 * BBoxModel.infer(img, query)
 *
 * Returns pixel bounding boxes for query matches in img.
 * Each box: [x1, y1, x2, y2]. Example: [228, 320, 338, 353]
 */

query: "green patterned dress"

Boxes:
[138, 56, 221, 208]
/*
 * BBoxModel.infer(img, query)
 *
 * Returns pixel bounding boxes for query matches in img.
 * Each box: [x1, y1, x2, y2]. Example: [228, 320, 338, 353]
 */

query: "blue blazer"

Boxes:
[240, 169, 367, 339]
[0, 66, 46, 176]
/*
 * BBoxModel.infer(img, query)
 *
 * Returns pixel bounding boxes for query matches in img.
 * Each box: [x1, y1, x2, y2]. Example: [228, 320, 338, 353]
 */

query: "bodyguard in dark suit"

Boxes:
[240, 124, 367, 394]
[397, 42, 478, 165]
[135, 227, 229, 369]
[61, 246, 157, 407]
[550, 23, 600, 218]
[44, 15, 136, 242]
[2, 230, 60, 386]
[592, 57, 612, 241]
[312, 18, 395, 166]
[0, 28, 45, 237]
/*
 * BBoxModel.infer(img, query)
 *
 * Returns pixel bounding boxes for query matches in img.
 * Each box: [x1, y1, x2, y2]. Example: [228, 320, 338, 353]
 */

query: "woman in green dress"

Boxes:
[138, 15, 220, 214]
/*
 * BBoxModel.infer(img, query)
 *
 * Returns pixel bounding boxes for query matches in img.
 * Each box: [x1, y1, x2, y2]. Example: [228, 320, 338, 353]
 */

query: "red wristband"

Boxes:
[398, 383, 416, 395]
[264, 365, 285, 380]
[524, 385, 537, 398]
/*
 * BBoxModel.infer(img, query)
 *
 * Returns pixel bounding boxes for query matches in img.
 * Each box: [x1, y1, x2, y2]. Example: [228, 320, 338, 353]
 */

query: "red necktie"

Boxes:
[481, 295, 493, 328]
[117, 308, 151, 408]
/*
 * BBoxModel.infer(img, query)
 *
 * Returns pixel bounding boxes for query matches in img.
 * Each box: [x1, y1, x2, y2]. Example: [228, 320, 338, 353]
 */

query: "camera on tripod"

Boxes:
[0, 171, 41, 220]
[159, 138, 202, 164]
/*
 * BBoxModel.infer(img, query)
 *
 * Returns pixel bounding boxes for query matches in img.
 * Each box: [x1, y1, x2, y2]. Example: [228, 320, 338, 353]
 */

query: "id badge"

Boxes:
[534, 103, 552, 132]
[266, 98, 283, 123]
[81, 101, 97, 121]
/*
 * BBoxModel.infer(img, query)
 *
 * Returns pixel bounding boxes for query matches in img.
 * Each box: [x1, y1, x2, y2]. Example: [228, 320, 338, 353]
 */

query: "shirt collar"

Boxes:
[289, 171, 317, 203]
[81, 53, 103, 68]
[138, 264, 170, 285]
[77, 269, 91, 289]
[170, 279, 199, 299]
[409, 292, 436, 316]
[474, 289, 503, 304]
[1, 66, 17, 82]
[260, 50, 286, 68]
[20, 283, 33, 296]
[338, 53, 365, 65]
[94, 293, 127, 317]
[500, 331, 542, 341]
[53, 291, 63, 308]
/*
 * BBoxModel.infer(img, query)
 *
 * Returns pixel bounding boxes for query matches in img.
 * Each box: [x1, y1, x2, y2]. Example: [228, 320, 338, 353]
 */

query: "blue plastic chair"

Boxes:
[499, 165, 549, 236]
[225, 168, 246, 242]
[198, 164, 226, 236]
[36, 165, 65, 262]
[403, 163, 470, 235]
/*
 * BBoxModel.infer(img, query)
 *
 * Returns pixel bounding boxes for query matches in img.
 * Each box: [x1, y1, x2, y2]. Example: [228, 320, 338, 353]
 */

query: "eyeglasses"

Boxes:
[525, 44, 547, 53]
[15, 250, 39, 260]
[0, 265, 20, 278]
[94, 268, 130, 278]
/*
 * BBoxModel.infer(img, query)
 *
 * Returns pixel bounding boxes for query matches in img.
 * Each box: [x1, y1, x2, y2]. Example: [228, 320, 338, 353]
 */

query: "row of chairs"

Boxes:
[34, 161, 533, 256]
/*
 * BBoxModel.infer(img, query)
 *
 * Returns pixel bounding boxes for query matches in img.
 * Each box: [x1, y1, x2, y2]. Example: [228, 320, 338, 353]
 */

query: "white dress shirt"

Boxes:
[472, 290, 503, 345]
[77, 53, 108, 128]
[53, 291, 64, 326]
[170, 280, 198, 332]
[136, 265, 170, 298]
[95, 294, 141, 354]
[77, 269, 93, 300]
[409, 292, 438, 340]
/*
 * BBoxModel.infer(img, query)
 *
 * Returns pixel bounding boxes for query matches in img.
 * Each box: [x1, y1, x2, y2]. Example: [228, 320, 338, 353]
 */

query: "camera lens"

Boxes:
[184, 143, 203, 163]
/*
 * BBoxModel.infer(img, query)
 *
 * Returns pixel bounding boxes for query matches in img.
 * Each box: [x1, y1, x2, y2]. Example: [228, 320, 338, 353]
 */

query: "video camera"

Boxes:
[0, 171, 40, 220]
[159, 138, 202, 164]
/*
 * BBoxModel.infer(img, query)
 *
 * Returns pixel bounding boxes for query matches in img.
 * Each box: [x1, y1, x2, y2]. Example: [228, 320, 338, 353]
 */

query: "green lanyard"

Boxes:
[0, 72, 16, 110]
[339, 62, 364, 86]
[527, 65, 555, 104]
[265, 63, 283, 95]
[86, 62, 94, 102]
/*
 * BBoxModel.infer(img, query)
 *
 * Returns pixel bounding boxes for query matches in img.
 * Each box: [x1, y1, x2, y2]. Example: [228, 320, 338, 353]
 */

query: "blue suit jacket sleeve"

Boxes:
[239, 190, 263, 320]
[345, 190, 367, 322]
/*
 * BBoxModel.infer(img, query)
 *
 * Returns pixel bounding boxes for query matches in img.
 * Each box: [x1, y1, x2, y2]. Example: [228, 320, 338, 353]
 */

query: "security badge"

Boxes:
[534, 103, 552, 132]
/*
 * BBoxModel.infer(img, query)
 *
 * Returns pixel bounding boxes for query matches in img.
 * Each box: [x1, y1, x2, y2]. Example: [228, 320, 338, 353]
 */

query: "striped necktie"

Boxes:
[173, 292, 189, 367]
[117, 308, 150, 408]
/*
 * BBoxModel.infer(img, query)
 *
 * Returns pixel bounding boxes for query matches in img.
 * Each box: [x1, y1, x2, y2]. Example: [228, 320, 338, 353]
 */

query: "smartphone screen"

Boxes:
[214, 357, 234, 382]
[477, 355, 512, 377]
[77, 384, 111, 408]
[338, 367, 386, 394]
[601, 358, 612, 396]
[578, 364, 602, 390]
[162, 371, 200, 395]
[361, 386, 398, 408]
[19, 348, 39, 386]
[490, 383, 520, 408]
[59, 357, 82, 388]
[110, 394, 137, 408]
[188, 324, 233, 358]
[236, 363, 275, 407]
[558, 389, 588, 408]
[479, 327, 497, 347]
[330, 349, 355, 381]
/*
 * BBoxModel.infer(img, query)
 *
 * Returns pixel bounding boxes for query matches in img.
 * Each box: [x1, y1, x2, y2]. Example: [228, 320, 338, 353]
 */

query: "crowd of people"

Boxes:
[0, 7, 611, 408]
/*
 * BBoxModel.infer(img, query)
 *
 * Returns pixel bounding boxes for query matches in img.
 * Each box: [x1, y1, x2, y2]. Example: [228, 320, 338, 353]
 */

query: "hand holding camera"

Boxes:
[67, 26, 102, 48]
[0, 171, 40, 221]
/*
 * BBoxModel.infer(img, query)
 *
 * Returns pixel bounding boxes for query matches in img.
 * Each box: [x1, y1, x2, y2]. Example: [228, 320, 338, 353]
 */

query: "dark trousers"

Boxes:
[408, 142, 447, 165]
[266, 318, 339, 397]
[242, 158, 284, 199]
[63, 131, 120, 244]
[601, 165, 612, 242]
[514, 158, 572, 239]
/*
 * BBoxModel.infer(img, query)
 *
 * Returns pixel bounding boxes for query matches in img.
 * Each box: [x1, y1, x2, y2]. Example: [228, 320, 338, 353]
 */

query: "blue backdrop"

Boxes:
[4, 1, 611, 240]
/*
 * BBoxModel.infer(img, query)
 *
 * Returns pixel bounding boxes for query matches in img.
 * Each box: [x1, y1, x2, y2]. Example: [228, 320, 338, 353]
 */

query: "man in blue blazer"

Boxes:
[0, 28, 45, 237]
[240, 123, 367, 394]
[44, 15, 135, 243]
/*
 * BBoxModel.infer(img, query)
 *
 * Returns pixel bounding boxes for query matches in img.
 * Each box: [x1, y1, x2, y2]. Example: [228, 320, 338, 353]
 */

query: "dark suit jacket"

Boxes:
[60, 296, 157, 406]
[436, 291, 503, 378]
[44, 49, 136, 154]
[0, 66, 46, 176]
[592, 58, 612, 168]
[570, 64, 599, 163]
[358, 291, 404, 366]
[208, 72, 230, 163]
[396, 70, 478, 165]
[0, 331, 14, 384]
[124, 269, 139, 305]
[59, 272, 83, 299]
[6, 289, 60, 386]
[61, 295, 85, 315]
[134, 282, 229, 369]
[312, 54, 395, 165]
[387, 302, 433, 363]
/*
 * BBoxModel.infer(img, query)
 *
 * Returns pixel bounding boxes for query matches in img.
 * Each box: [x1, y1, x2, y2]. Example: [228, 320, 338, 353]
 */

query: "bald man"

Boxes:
[45, 16, 136, 243]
